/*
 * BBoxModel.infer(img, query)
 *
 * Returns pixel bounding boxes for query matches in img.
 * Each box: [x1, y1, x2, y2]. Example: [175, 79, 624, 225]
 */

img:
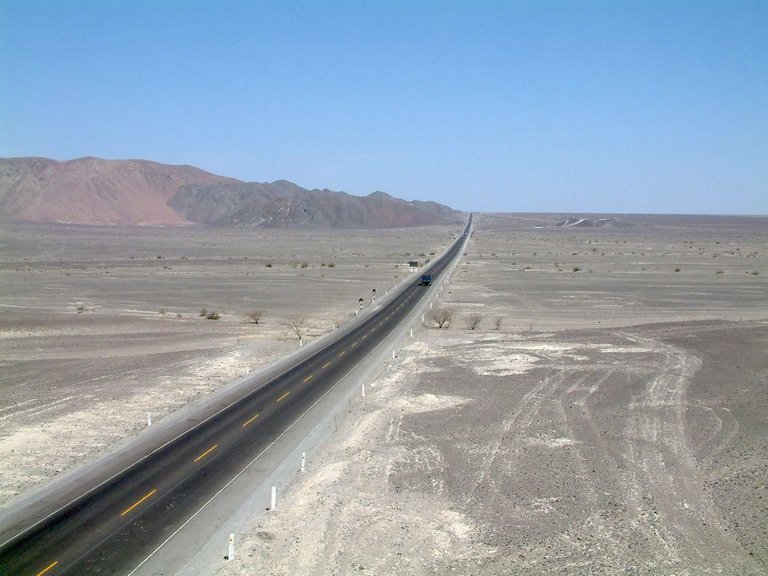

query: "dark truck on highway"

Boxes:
[420, 274, 433, 286]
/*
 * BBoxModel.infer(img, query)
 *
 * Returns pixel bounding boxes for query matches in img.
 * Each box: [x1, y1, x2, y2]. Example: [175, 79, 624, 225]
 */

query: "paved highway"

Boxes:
[0, 214, 471, 576]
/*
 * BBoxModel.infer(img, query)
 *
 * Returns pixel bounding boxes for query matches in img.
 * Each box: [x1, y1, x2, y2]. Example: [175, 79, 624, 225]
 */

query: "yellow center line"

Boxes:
[277, 391, 290, 402]
[323, 361, 332, 369]
[194, 444, 219, 463]
[338, 350, 346, 357]
[120, 489, 157, 517]
[36, 561, 59, 576]
[362, 334, 368, 340]
[242, 413, 259, 427]
[351, 341, 358, 348]
[303, 374, 314, 383]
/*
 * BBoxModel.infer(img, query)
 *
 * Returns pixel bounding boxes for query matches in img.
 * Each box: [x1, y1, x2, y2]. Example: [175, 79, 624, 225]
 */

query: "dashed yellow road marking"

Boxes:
[338, 350, 346, 357]
[362, 334, 368, 340]
[120, 489, 157, 517]
[277, 391, 290, 402]
[194, 444, 219, 463]
[323, 362, 332, 369]
[36, 561, 59, 576]
[242, 413, 259, 427]
[351, 341, 358, 348]
[303, 374, 314, 383]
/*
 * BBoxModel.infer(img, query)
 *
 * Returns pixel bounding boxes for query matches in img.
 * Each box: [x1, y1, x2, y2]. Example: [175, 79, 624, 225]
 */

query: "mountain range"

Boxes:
[0, 157, 462, 228]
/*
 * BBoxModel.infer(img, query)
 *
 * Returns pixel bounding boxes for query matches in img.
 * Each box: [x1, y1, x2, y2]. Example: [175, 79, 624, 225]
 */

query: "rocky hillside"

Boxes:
[0, 157, 462, 228]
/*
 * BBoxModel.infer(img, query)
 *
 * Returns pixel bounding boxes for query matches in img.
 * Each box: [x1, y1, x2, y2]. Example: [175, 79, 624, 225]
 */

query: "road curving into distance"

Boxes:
[0, 214, 472, 576]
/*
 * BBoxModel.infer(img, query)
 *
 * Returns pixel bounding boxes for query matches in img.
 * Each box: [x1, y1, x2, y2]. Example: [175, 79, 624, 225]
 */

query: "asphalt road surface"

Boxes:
[0, 214, 471, 576]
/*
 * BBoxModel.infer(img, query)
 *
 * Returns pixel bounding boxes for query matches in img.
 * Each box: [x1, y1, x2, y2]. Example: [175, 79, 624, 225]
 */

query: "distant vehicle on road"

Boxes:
[420, 274, 433, 286]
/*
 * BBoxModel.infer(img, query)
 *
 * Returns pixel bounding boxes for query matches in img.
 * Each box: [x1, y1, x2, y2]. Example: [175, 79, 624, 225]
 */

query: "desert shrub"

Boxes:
[265, 263, 273, 268]
[427, 307, 455, 329]
[465, 313, 484, 330]
[206, 311, 220, 320]
[245, 310, 264, 324]
[200, 306, 208, 317]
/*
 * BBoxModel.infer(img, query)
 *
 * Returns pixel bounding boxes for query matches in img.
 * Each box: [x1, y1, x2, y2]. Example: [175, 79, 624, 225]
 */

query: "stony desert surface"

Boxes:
[1, 214, 766, 576]
[0, 222, 457, 506]
[215, 213, 768, 576]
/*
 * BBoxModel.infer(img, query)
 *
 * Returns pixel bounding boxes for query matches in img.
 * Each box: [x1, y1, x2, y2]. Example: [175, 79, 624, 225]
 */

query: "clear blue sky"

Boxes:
[2, 1, 766, 214]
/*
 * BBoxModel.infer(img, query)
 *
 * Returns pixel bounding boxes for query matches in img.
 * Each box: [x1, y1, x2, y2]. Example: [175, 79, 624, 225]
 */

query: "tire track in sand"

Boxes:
[621, 333, 753, 573]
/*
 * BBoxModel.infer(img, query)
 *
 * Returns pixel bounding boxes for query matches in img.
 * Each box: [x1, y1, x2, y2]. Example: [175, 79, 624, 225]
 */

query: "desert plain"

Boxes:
[1, 213, 767, 575]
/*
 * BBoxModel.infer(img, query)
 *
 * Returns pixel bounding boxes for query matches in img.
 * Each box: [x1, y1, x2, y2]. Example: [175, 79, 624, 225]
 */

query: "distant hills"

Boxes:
[0, 157, 463, 228]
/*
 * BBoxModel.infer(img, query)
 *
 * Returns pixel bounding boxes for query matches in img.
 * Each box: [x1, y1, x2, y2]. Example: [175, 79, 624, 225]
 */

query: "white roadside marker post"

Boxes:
[147, 413, 152, 427]
[228, 533, 235, 561]
[362, 383, 366, 397]
[410, 328, 413, 337]
[301, 452, 306, 473]
[392, 349, 396, 360]
[271, 486, 277, 510]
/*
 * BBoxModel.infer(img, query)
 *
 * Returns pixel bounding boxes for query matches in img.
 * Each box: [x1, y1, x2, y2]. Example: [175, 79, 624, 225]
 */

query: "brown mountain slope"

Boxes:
[0, 157, 237, 226]
[0, 157, 461, 228]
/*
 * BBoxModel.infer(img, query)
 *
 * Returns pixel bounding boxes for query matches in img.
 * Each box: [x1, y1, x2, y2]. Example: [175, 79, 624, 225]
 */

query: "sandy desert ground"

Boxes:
[2, 214, 767, 575]
[213, 213, 767, 576]
[0, 223, 457, 506]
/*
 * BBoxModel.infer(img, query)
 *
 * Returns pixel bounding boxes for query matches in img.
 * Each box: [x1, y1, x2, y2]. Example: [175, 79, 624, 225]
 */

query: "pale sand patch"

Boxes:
[0, 348, 255, 506]
[583, 344, 650, 354]
[452, 343, 540, 376]
[390, 393, 471, 413]
[525, 435, 580, 448]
